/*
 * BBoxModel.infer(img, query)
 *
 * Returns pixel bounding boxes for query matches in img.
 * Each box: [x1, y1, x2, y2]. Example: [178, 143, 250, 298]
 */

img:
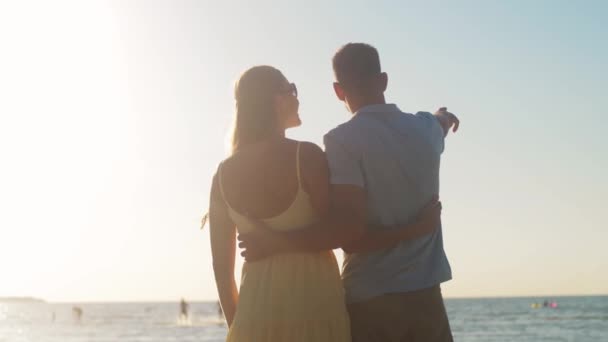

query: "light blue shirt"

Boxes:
[324, 103, 452, 304]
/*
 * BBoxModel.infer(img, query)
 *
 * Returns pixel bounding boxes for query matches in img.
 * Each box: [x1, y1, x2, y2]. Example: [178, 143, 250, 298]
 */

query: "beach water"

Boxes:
[447, 296, 608, 341]
[1, 296, 606, 341]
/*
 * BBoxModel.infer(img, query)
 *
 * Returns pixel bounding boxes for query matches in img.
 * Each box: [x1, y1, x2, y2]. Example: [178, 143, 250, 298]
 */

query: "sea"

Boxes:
[1, 296, 606, 342]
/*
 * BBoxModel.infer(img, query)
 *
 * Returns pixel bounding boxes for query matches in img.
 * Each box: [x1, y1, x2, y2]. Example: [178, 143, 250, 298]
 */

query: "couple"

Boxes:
[209, 43, 459, 342]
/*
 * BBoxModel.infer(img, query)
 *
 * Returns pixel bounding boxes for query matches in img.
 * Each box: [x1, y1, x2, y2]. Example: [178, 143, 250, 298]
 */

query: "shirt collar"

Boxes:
[354, 103, 401, 116]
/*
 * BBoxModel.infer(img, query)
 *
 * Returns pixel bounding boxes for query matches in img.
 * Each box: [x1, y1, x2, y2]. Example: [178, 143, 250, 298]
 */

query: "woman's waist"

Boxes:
[232, 213, 319, 234]
[241, 252, 341, 284]
[238, 252, 346, 307]
[244, 250, 337, 269]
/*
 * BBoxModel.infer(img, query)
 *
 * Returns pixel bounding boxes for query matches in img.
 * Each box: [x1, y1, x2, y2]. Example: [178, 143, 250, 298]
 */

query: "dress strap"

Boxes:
[295, 142, 302, 187]
[217, 162, 229, 204]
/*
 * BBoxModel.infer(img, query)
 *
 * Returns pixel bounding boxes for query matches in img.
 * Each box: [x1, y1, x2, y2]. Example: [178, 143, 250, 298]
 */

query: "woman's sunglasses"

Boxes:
[283, 83, 298, 98]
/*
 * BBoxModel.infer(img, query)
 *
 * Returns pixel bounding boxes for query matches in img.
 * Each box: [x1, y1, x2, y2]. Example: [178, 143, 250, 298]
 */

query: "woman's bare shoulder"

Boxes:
[297, 140, 328, 180]
[297, 140, 326, 160]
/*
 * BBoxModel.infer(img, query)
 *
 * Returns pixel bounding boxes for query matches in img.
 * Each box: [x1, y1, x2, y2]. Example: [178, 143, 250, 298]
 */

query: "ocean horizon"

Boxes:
[26, 293, 608, 303]
[1, 295, 606, 341]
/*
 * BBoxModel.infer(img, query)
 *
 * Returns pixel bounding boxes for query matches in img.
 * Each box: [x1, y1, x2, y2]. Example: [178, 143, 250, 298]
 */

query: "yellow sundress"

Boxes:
[218, 142, 351, 342]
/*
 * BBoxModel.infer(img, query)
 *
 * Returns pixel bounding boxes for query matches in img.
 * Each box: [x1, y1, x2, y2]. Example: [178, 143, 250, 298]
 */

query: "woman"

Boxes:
[209, 66, 439, 341]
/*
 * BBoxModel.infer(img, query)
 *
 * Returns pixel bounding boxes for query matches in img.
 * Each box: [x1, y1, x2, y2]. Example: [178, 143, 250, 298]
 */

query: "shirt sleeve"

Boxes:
[323, 133, 365, 187]
[416, 111, 445, 154]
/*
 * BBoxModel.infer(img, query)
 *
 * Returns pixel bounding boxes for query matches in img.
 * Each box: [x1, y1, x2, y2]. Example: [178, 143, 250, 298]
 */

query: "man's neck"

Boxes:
[349, 95, 386, 114]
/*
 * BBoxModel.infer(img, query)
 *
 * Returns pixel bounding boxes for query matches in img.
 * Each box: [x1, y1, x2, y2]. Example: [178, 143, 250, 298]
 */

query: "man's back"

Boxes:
[324, 103, 452, 303]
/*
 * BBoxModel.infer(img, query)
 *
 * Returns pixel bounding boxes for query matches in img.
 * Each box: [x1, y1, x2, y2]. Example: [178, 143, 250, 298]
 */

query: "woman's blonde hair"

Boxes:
[231, 65, 286, 154]
[202, 66, 286, 230]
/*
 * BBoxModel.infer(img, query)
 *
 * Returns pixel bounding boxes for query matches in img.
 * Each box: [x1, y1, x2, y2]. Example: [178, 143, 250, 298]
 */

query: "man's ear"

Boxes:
[379, 72, 388, 92]
[333, 82, 346, 101]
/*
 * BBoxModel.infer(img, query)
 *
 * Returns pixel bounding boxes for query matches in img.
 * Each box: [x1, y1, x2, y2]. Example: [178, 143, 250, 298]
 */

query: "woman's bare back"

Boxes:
[218, 139, 329, 220]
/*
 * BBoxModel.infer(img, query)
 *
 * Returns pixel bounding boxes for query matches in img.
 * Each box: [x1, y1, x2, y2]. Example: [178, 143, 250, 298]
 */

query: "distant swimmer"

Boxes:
[72, 306, 83, 323]
[531, 300, 558, 309]
[180, 298, 189, 320]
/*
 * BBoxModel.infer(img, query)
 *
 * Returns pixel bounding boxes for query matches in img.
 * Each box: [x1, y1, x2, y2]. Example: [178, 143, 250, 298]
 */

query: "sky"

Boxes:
[0, 0, 606, 302]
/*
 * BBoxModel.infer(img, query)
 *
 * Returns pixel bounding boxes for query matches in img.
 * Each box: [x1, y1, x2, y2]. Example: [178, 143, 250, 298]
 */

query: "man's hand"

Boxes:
[237, 220, 287, 262]
[434, 107, 460, 137]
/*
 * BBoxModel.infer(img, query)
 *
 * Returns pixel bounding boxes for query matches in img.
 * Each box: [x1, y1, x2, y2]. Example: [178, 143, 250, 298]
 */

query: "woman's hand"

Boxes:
[411, 195, 442, 236]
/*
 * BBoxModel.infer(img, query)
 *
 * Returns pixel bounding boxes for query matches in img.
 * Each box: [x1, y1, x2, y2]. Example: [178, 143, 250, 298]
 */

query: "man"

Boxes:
[241, 43, 459, 341]
[180, 298, 189, 321]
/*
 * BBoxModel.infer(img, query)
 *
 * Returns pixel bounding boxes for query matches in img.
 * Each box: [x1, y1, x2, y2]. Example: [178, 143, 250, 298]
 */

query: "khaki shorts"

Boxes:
[347, 285, 453, 342]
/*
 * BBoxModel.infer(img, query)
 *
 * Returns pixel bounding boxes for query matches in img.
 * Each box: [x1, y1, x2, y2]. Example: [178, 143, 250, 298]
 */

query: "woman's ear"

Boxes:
[273, 94, 286, 123]
[273, 93, 283, 114]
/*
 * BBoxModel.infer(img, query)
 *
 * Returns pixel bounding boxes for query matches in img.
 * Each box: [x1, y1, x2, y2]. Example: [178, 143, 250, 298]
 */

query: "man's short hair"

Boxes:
[332, 43, 381, 92]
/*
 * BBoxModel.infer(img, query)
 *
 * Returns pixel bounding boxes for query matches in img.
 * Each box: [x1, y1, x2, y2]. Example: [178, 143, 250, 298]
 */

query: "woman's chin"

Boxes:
[287, 117, 302, 129]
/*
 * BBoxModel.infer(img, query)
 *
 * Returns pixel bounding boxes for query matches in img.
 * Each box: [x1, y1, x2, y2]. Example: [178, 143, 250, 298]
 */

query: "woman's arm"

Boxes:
[341, 198, 442, 253]
[209, 172, 238, 326]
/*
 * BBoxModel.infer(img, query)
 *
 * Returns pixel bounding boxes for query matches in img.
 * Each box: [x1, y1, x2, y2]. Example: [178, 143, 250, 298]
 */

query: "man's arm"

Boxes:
[238, 130, 442, 259]
[238, 184, 367, 260]
[286, 184, 368, 251]
[239, 193, 441, 259]
[344, 107, 459, 254]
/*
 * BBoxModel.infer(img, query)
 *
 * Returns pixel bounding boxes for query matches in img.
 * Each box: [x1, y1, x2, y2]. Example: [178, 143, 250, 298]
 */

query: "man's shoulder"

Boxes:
[415, 110, 433, 118]
[414, 111, 437, 125]
[325, 121, 348, 141]
[324, 115, 370, 143]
